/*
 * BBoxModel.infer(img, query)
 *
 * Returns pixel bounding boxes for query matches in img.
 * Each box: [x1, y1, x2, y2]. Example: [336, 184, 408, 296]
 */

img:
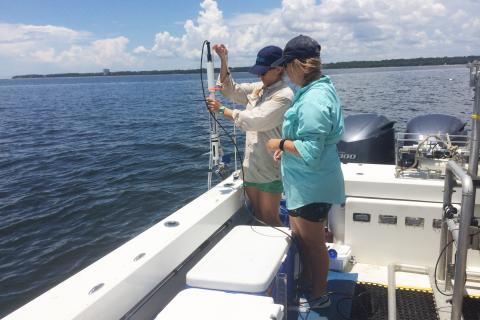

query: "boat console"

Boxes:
[331, 61, 480, 320]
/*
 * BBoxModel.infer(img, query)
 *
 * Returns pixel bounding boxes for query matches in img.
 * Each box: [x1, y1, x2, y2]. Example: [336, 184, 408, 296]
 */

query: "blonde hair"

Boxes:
[290, 57, 322, 85]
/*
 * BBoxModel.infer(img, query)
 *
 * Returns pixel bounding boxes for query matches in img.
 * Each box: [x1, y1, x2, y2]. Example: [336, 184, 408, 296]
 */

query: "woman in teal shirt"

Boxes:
[267, 35, 345, 311]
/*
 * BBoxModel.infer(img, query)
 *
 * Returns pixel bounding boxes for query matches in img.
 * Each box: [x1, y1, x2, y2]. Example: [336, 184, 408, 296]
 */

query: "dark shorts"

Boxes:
[288, 202, 332, 223]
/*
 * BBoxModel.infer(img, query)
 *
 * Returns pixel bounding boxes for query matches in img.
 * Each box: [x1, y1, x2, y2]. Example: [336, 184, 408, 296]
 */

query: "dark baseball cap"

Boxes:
[272, 35, 321, 67]
[249, 46, 283, 75]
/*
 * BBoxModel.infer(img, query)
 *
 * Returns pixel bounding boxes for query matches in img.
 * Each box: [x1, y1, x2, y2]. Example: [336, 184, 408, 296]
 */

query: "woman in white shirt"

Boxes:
[206, 44, 293, 226]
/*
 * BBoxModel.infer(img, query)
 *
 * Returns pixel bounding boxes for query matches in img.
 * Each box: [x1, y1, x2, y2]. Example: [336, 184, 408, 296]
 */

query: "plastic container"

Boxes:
[279, 199, 290, 227]
[326, 243, 352, 271]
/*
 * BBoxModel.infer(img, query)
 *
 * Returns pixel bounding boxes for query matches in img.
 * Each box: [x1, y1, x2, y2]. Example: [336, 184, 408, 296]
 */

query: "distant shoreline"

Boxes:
[11, 55, 480, 79]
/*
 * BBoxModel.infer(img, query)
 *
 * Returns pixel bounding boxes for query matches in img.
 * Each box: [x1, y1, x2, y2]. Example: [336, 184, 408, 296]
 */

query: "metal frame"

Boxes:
[438, 61, 480, 320]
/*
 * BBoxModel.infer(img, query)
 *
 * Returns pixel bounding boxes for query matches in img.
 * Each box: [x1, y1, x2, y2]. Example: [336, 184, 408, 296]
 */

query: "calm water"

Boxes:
[0, 65, 474, 316]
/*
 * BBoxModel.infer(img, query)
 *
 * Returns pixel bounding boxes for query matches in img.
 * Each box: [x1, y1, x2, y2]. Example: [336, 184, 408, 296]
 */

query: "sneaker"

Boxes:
[303, 294, 331, 311]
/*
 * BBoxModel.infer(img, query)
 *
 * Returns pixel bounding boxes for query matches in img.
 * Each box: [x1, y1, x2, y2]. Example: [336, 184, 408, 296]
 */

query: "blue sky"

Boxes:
[1, 1, 280, 47]
[0, 0, 479, 78]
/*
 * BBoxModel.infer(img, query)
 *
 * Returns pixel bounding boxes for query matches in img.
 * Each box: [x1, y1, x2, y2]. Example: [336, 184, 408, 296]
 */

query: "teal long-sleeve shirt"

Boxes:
[281, 75, 345, 210]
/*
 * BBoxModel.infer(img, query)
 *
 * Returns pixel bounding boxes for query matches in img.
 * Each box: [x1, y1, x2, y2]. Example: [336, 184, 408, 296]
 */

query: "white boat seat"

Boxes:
[186, 225, 291, 293]
[154, 288, 284, 320]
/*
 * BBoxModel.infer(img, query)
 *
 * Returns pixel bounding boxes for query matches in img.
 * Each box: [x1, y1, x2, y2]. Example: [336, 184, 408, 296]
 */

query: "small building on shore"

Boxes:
[103, 69, 111, 76]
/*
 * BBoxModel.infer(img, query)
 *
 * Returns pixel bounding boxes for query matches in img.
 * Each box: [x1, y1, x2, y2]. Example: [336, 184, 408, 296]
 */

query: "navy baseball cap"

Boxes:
[249, 46, 283, 75]
[272, 35, 321, 67]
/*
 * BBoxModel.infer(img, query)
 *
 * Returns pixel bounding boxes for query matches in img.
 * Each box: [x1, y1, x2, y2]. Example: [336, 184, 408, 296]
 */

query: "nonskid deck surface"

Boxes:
[351, 283, 438, 320]
[288, 272, 438, 320]
[463, 296, 480, 320]
[287, 270, 357, 320]
[287, 263, 480, 320]
[293, 283, 480, 320]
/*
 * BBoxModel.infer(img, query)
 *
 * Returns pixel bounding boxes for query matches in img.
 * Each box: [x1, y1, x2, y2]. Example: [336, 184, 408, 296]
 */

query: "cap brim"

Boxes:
[248, 64, 270, 75]
[271, 56, 291, 67]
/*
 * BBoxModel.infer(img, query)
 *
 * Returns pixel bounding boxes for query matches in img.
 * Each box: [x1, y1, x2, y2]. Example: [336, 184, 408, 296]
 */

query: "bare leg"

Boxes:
[258, 191, 282, 226]
[292, 217, 329, 298]
[245, 186, 261, 221]
[290, 217, 311, 284]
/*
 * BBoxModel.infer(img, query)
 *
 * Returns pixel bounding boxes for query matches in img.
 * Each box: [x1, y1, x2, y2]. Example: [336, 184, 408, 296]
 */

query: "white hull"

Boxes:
[4, 176, 244, 320]
[5, 163, 480, 319]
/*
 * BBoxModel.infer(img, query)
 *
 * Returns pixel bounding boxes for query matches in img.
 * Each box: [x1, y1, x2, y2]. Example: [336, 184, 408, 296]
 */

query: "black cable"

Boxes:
[200, 40, 292, 241]
[434, 237, 455, 296]
[200, 40, 244, 177]
[433, 228, 480, 296]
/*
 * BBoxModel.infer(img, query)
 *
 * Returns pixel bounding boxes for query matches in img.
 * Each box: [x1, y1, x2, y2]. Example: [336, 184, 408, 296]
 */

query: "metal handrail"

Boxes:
[438, 61, 480, 320]
[440, 161, 474, 320]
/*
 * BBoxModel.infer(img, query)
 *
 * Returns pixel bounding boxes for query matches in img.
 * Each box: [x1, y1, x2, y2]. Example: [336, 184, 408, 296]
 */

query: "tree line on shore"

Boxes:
[12, 55, 480, 79]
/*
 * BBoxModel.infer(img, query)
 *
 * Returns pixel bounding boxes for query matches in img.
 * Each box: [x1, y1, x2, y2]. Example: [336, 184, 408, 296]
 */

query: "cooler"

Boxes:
[186, 225, 291, 293]
[155, 288, 284, 320]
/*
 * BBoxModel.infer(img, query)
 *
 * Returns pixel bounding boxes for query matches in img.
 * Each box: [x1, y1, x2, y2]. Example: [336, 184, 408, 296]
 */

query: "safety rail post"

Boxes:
[439, 167, 455, 281]
[442, 161, 474, 320]
[468, 61, 480, 177]
[439, 62, 480, 320]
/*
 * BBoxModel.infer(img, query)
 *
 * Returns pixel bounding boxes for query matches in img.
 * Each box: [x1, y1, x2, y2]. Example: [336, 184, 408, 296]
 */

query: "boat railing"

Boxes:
[395, 132, 470, 179]
[437, 60, 480, 320]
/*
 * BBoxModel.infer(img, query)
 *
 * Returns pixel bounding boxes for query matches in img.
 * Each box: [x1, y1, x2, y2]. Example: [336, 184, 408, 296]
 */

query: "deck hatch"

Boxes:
[353, 212, 371, 222]
[378, 215, 397, 225]
[405, 217, 424, 227]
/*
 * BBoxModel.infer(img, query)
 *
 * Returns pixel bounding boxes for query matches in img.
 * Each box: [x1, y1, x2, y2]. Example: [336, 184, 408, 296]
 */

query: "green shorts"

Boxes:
[244, 180, 283, 193]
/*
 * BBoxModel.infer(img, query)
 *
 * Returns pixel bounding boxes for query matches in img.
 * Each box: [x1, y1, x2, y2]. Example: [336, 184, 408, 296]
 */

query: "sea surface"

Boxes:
[0, 65, 474, 317]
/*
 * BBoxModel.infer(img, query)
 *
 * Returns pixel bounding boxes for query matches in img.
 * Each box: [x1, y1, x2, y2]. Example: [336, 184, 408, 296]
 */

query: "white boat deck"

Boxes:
[5, 165, 480, 319]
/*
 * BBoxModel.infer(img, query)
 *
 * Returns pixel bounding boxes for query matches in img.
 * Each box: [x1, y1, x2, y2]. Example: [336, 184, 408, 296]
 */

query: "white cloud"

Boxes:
[54, 36, 138, 68]
[0, 23, 88, 58]
[0, 23, 138, 73]
[1, 0, 479, 77]
[151, 32, 183, 58]
[137, 0, 479, 66]
[133, 46, 149, 54]
[0, 23, 86, 43]
[136, 0, 230, 60]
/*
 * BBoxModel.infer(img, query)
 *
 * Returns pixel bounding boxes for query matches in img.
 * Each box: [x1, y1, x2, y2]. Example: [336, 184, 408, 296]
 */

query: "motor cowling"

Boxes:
[405, 114, 467, 141]
[337, 113, 396, 164]
[398, 114, 467, 168]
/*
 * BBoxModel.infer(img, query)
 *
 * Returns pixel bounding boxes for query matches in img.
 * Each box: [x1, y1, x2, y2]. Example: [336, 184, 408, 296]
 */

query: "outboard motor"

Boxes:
[337, 113, 395, 164]
[405, 114, 467, 141]
[399, 114, 467, 168]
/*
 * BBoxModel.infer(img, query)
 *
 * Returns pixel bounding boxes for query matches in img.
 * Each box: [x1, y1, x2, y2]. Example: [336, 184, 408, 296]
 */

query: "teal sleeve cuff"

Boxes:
[293, 138, 326, 166]
[293, 140, 314, 163]
[218, 105, 225, 115]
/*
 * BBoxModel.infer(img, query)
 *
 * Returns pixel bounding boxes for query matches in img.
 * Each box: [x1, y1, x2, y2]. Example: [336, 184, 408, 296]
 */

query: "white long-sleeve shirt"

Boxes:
[217, 74, 293, 183]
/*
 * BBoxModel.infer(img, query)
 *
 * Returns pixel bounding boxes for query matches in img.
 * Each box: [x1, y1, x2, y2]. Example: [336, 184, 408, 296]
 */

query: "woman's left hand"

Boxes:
[267, 138, 281, 152]
[206, 97, 222, 112]
[273, 149, 283, 161]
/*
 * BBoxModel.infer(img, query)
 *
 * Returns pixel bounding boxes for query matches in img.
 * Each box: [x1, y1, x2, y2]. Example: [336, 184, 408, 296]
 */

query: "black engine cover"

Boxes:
[337, 113, 395, 164]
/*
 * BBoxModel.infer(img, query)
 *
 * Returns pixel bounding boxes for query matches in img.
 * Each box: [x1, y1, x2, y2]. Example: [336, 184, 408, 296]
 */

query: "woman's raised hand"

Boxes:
[212, 44, 228, 60]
